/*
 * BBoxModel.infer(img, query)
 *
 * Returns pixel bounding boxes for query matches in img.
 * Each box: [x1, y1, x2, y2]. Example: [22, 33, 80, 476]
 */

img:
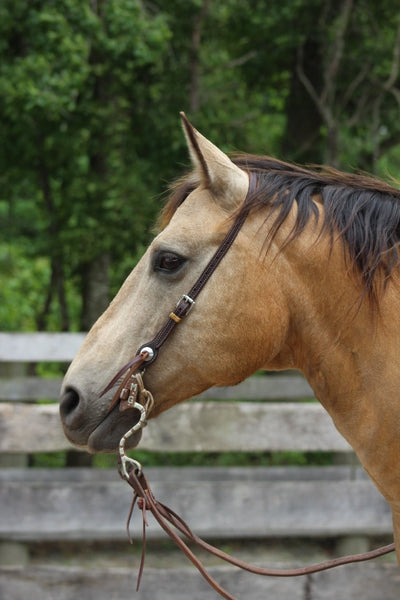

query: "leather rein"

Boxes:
[100, 171, 395, 599]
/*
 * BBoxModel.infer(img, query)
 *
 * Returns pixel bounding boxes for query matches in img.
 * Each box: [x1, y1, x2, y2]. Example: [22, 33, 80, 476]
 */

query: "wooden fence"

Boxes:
[0, 332, 398, 600]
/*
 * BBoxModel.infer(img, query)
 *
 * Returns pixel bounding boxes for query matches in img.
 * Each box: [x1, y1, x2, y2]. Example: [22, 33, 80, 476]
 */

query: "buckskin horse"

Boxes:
[60, 113, 400, 568]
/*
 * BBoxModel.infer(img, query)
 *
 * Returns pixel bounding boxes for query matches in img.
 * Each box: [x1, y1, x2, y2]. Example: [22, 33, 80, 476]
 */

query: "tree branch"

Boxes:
[190, 0, 212, 113]
[347, 90, 371, 127]
[341, 62, 369, 110]
[320, 0, 354, 106]
[225, 51, 257, 70]
[384, 21, 400, 91]
[296, 44, 332, 125]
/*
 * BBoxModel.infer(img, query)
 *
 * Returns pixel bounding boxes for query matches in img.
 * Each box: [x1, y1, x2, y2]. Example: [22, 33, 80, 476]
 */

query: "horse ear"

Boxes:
[180, 112, 248, 210]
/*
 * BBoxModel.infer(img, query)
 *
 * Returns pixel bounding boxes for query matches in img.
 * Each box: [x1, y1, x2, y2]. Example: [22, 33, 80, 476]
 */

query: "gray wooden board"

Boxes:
[0, 467, 392, 541]
[0, 332, 311, 404]
[0, 564, 399, 600]
[0, 377, 62, 401]
[310, 563, 400, 599]
[0, 332, 85, 362]
[199, 374, 314, 400]
[0, 565, 304, 600]
[0, 465, 371, 483]
[0, 374, 314, 401]
[142, 401, 351, 452]
[0, 401, 352, 453]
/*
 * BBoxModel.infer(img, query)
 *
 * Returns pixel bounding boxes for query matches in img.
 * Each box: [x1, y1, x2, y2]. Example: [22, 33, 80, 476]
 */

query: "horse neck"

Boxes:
[271, 230, 400, 505]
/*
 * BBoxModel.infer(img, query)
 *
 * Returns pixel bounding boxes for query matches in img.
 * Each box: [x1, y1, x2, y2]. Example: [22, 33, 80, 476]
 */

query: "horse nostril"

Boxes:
[60, 388, 82, 425]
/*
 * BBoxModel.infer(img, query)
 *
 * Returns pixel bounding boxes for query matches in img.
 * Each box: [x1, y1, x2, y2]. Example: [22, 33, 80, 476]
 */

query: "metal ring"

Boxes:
[140, 346, 155, 361]
[119, 455, 142, 480]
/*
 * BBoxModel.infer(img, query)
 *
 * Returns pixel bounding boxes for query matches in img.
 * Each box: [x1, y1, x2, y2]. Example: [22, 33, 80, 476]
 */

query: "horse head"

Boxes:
[60, 115, 291, 452]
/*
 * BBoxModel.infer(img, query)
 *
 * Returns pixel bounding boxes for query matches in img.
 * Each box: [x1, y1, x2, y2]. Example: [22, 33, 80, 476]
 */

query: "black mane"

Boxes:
[234, 155, 400, 299]
[164, 154, 400, 300]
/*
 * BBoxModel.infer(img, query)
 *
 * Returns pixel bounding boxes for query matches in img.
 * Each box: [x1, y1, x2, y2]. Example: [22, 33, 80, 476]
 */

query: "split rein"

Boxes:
[125, 470, 395, 600]
[99, 172, 395, 600]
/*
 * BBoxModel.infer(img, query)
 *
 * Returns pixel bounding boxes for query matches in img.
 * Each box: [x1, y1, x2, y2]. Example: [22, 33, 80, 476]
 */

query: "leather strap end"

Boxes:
[100, 351, 148, 412]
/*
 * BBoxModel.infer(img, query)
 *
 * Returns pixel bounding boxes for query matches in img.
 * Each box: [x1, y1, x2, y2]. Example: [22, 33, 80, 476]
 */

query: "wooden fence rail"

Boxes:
[0, 332, 398, 600]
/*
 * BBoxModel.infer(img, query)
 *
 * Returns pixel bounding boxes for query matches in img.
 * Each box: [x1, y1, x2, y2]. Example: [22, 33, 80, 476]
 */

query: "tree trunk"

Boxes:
[37, 141, 70, 331]
[80, 253, 110, 331]
[74, 253, 110, 467]
[282, 40, 324, 164]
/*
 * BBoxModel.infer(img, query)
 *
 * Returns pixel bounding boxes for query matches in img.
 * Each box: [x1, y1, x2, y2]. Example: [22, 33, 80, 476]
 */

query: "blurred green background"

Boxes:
[1, 0, 400, 334]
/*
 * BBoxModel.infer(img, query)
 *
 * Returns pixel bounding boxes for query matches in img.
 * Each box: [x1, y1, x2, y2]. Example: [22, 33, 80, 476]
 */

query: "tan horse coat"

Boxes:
[61, 116, 400, 562]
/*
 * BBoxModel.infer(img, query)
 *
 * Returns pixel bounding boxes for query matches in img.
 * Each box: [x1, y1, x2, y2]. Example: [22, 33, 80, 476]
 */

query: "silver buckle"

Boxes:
[179, 294, 195, 314]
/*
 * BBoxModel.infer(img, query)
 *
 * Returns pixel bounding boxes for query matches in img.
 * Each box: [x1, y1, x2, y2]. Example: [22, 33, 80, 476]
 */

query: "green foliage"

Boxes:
[0, 0, 171, 330]
[1, 0, 400, 331]
[122, 449, 333, 468]
[30, 451, 68, 468]
[0, 242, 82, 330]
[0, 244, 48, 330]
[30, 449, 333, 468]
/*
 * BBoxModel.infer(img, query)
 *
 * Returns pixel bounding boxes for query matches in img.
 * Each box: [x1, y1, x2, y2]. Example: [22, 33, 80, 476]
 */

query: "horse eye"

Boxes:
[154, 252, 186, 273]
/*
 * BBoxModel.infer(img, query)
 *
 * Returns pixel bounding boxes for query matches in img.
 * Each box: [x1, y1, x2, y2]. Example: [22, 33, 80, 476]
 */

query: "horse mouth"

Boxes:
[61, 403, 143, 453]
[87, 410, 143, 453]
[60, 382, 146, 453]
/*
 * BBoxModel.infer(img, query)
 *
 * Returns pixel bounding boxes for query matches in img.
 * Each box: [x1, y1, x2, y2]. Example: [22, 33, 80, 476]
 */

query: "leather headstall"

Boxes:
[100, 171, 257, 415]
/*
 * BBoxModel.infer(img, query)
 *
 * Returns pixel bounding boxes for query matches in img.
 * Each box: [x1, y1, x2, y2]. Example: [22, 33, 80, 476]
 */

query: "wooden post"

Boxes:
[333, 451, 370, 556]
[0, 361, 29, 565]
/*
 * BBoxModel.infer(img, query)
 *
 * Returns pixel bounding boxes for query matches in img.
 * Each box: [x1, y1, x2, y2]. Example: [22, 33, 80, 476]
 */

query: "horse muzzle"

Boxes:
[59, 385, 144, 453]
